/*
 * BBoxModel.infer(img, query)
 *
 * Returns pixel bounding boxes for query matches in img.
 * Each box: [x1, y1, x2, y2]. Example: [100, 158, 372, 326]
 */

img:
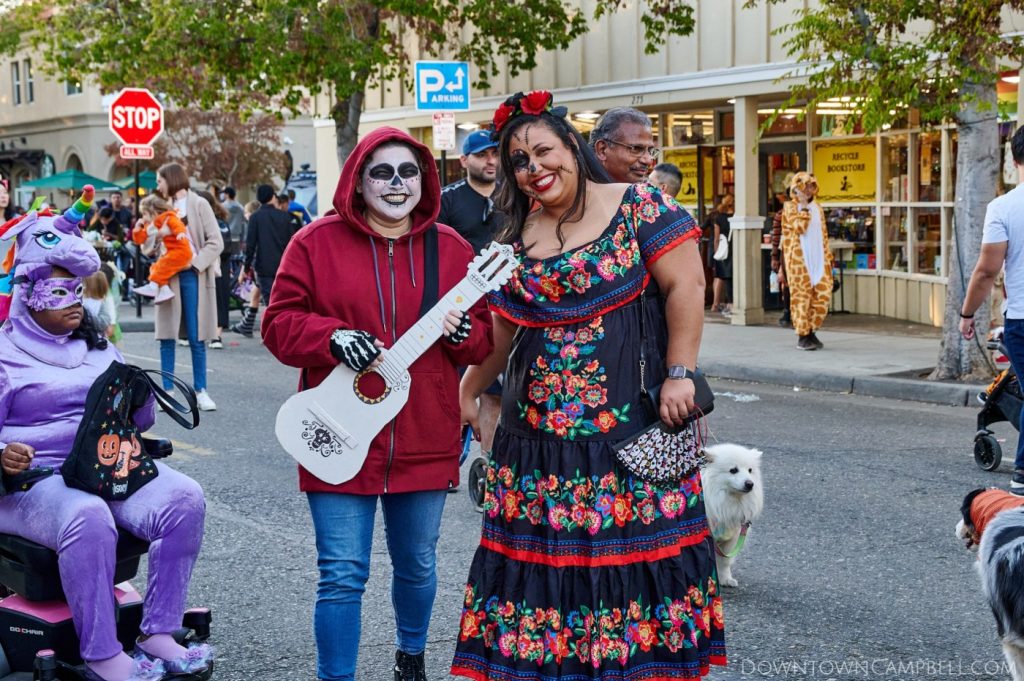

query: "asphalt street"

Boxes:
[116, 328, 1014, 681]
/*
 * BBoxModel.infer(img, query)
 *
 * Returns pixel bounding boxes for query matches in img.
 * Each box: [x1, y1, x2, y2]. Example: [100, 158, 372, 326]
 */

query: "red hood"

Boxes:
[332, 127, 441, 238]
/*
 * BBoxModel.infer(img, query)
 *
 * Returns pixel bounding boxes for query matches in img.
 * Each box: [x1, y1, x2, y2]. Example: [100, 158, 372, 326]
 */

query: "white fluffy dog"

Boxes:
[701, 444, 764, 587]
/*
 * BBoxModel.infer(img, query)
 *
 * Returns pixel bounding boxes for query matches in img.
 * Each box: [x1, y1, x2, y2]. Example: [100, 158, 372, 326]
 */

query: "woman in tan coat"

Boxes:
[152, 163, 223, 410]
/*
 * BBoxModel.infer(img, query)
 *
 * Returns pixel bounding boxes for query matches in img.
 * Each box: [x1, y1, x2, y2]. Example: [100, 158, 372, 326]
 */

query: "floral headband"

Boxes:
[491, 91, 569, 137]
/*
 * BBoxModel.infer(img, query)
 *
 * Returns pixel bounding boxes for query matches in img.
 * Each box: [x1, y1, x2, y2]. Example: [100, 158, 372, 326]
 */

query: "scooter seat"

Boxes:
[0, 529, 149, 602]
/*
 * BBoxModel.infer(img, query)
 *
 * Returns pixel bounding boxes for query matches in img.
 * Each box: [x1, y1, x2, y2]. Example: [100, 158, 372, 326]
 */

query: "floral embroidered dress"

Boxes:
[451, 184, 726, 681]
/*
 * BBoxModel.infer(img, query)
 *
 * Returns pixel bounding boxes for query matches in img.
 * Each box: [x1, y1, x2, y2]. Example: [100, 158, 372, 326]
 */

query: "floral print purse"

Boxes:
[613, 291, 713, 484]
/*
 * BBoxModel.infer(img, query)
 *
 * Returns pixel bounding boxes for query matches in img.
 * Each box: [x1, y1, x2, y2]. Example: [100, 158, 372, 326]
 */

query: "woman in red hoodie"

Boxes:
[262, 128, 493, 681]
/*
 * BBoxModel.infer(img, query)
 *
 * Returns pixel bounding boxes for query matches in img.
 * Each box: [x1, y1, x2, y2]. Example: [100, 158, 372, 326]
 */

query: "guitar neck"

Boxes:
[380, 279, 483, 374]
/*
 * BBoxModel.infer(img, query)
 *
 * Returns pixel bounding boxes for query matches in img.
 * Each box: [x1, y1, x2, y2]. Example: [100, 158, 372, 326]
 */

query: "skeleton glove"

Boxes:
[444, 311, 472, 346]
[330, 329, 381, 371]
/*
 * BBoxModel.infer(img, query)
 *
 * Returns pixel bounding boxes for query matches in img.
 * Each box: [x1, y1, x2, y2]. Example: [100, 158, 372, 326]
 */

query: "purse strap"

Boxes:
[638, 287, 649, 395]
[135, 368, 200, 429]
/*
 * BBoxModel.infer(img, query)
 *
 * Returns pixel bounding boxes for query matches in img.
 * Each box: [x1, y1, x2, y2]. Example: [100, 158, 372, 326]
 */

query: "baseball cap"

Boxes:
[462, 130, 498, 156]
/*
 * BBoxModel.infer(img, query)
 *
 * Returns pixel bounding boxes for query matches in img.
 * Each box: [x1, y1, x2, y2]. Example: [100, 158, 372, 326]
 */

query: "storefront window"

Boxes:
[826, 207, 875, 270]
[881, 134, 910, 202]
[667, 112, 714, 146]
[719, 110, 806, 140]
[883, 207, 909, 271]
[919, 132, 942, 202]
[915, 207, 942, 275]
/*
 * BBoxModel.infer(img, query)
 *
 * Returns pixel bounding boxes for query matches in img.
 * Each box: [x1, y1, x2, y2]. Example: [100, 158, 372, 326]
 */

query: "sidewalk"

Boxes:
[701, 310, 988, 406]
[119, 299, 988, 406]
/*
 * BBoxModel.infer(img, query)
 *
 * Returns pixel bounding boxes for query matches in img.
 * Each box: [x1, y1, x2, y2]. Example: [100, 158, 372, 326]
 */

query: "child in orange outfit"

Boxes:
[131, 195, 193, 303]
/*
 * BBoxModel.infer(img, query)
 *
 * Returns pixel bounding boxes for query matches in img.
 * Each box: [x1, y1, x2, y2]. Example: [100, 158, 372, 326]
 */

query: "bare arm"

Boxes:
[648, 239, 705, 427]
[460, 312, 516, 439]
[960, 241, 1007, 340]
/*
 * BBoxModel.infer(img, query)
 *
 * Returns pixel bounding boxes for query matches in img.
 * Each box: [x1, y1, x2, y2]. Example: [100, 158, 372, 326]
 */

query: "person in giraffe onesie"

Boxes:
[780, 171, 833, 350]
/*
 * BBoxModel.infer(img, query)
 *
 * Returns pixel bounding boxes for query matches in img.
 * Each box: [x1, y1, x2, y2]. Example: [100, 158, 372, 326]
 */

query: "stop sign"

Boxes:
[108, 88, 164, 147]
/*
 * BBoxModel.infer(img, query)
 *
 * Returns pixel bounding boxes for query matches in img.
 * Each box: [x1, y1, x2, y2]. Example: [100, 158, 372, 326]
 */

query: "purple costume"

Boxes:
[0, 194, 206, 664]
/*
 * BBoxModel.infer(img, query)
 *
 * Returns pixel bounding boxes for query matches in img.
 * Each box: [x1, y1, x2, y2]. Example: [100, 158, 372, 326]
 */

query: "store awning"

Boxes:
[114, 170, 158, 191]
[20, 169, 120, 192]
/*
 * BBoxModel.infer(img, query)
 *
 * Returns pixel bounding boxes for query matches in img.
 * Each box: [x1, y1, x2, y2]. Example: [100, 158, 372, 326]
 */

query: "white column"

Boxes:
[1017, 67, 1024, 129]
[729, 96, 765, 326]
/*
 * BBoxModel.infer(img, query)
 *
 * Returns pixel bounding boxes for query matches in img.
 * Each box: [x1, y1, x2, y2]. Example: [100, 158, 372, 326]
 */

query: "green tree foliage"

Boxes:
[746, 0, 1024, 380]
[1, 0, 696, 163]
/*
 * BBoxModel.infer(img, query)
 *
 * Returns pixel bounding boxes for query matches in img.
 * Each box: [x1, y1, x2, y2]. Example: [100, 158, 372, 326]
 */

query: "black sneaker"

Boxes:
[809, 332, 824, 350]
[778, 311, 792, 328]
[209, 337, 224, 349]
[1011, 470, 1024, 496]
[797, 335, 815, 350]
[394, 650, 426, 681]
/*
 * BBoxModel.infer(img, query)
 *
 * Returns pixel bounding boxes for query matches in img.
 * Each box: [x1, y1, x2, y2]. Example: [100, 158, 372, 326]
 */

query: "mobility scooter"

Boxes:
[0, 439, 213, 681]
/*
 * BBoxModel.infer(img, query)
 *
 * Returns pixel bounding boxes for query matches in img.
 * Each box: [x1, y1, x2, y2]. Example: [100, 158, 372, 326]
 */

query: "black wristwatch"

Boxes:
[666, 365, 695, 380]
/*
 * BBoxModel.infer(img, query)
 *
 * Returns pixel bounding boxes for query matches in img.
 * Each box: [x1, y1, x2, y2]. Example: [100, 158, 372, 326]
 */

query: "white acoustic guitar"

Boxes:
[275, 242, 517, 484]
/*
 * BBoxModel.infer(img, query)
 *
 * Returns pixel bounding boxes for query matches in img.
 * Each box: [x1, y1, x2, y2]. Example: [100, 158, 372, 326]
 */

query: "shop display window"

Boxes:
[881, 134, 910, 202]
[883, 207, 909, 272]
[915, 207, 941, 275]
[826, 207, 875, 270]
[919, 132, 942, 202]
[667, 111, 714, 146]
[719, 110, 805, 140]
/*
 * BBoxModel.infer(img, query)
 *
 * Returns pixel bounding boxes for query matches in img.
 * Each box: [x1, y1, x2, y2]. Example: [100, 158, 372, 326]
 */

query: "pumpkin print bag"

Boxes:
[62, 361, 198, 500]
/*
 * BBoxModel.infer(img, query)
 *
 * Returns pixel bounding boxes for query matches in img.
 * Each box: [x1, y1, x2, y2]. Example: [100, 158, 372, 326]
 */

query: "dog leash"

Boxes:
[714, 522, 751, 558]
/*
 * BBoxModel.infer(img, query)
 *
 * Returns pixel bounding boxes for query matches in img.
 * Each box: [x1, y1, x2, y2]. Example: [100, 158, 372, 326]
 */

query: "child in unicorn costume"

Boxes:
[0, 187, 212, 681]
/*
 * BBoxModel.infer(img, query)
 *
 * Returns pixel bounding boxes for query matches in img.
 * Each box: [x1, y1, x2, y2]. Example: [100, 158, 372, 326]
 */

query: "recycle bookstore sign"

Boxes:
[811, 138, 877, 202]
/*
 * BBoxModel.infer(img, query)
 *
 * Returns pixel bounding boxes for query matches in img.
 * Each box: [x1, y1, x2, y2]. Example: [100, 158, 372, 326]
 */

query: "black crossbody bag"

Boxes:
[61, 361, 198, 501]
[612, 290, 714, 484]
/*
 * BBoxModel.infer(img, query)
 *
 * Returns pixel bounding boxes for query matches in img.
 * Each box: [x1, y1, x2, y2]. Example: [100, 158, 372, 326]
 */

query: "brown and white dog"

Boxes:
[957, 488, 1024, 680]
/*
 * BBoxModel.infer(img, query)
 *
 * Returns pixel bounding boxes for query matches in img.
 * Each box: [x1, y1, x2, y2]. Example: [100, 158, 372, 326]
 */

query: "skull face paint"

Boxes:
[359, 144, 422, 224]
[24, 276, 84, 311]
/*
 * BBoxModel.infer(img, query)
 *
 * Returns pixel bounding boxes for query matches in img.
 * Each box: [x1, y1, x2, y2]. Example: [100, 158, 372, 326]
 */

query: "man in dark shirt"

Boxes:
[438, 130, 503, 503]
[438, 130, 501, 254]
[108, 191, 134, 234]
[232, 184, 299, 337]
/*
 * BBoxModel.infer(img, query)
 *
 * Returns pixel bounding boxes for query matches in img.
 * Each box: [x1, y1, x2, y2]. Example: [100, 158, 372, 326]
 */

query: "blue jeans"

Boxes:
[306, 490, 447, 681]
[159, 269, 206, 391]
[1004, 319, 1024, 470]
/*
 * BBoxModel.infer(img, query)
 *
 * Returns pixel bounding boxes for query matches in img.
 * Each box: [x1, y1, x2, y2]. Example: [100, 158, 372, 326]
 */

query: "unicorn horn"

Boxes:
[63, 184, 95, 224]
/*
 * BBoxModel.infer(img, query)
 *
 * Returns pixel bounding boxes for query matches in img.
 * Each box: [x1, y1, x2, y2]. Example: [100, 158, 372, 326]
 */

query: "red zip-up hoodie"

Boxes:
[262, 127, 494, 494]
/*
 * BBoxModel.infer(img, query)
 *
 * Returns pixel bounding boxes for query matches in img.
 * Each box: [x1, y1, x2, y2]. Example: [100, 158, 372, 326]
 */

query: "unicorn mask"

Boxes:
[0, 185, 101, 321]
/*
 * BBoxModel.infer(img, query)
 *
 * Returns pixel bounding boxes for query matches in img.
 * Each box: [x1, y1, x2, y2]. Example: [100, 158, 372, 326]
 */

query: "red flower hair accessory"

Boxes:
[490, 91, 568, 137]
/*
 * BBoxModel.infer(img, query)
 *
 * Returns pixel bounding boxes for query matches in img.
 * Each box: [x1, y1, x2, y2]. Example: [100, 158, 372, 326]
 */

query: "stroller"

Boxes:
[974, 336, 1023, 471]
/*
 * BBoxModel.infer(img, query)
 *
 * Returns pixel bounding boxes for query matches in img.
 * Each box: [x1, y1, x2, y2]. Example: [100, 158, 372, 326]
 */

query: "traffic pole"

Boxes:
[133, 158, 142, 318]
[440, 150, 448, 186]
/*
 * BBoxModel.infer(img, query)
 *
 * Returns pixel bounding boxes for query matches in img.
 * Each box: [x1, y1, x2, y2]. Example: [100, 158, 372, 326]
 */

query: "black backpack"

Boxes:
[62, 362, 198, 500]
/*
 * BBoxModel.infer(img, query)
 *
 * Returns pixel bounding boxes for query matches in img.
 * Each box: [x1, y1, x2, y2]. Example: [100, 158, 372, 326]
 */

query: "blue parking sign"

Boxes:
[415, 61, 471, 111]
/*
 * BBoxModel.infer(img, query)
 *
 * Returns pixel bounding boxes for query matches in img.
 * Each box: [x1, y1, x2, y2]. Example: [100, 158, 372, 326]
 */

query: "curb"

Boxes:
[702, 361, 984, 407]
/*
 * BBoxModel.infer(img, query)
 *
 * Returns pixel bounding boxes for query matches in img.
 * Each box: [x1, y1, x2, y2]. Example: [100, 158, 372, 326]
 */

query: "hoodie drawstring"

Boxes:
[368, 235, 387, 334]
[408, 237, 416, 288]
[367, 232, 418, 336]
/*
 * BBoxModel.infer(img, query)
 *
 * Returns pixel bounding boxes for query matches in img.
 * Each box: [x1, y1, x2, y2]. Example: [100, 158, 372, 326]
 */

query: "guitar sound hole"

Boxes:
[354, 370, 388, 404]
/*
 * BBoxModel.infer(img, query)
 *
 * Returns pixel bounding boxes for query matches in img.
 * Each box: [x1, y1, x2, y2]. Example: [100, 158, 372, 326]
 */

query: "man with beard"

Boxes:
[590, 107, 660, 184]
[262, 128, 493, 681]
[438, 131, 503, 489]
[438, 130, 501, 254]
